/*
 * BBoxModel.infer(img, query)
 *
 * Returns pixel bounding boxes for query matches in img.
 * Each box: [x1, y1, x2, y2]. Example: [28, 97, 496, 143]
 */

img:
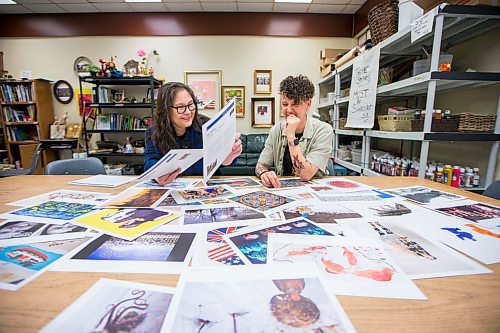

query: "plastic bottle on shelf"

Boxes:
[444, 109, 452, 119]
[414, 166, 419, 177]
[435, 166, 444, 183]
[425, 165, 435, 181]
[435, 109, 442, 119]
[443, 164, 452, 185]
[451, 166, 460, 187]
[459, 167, 465, 187]
[473, 168, 480, 187]
[464, 168, 474, 188]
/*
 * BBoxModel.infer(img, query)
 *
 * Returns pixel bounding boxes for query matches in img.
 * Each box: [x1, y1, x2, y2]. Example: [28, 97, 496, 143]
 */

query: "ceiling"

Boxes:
[0, 0, 367, 15]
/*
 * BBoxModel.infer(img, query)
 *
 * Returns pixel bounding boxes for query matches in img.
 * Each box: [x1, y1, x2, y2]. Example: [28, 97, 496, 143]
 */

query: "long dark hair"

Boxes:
[151, 82, 203, 154]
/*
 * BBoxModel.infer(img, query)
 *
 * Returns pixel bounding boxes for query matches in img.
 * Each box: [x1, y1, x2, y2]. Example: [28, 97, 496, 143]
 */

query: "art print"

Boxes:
[8, 189, 111, 207]
[0, 201, 95, 224]
[73, 208, 179, 241]
[191, 226, 248, 268]
[0, 220, 90, 246]
[313, 177, 375, 193]
[229, 190, 296, 215]
[385, 186, 466, 205]
[278, 188, 315, 201]
[54, 227, 196, 274]
[182, 206, 267, 227]
[156, 195, 202, 208]
[261, 178, 315, 189]
[312, 189, 394, 202]
[432, 201, 500, 229]
[268, 234, 426, 299]
[39, 278, 174, 333]
[171, 185, 234, 203]
[338, 218, 492, 278]
[133, 178, 197, 190]
[206, 177, 260, 189]
[281, 202, 362, 223]
[101, 188, 170, 208]
[0, 237, 90, 291]
[163, 265, 355, 333]
[227, 218, 340, 264]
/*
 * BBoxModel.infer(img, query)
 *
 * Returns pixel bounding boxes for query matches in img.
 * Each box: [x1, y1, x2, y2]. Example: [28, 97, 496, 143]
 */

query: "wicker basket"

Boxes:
[411, 116, 459, 132]
[458, 113, 497, 132]
[368, 0, 399, 45]
[378, 115, 413, 132]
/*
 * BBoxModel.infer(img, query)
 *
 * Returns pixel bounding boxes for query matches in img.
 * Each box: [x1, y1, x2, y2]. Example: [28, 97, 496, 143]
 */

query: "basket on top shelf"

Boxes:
[458, 113, 496, 132]
[368, 0, 399, 45]
[411, 116, 459, 132]
[377, 115, 413, 132]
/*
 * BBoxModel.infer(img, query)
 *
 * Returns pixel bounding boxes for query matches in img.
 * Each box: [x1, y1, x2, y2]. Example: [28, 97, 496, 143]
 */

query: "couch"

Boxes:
[220, 133, 268, 176]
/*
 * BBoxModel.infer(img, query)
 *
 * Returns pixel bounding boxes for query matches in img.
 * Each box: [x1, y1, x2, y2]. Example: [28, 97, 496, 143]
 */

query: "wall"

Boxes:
[0, 35, 354, 138]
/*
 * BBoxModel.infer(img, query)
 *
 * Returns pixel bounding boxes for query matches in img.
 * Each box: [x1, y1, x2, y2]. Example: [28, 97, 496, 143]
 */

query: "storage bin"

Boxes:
[411, 116, 459, 132]
[368, 0, 399, 45]
[458, 113, 496, 132]
[351, 149, 362, 165]
[413, 54, 453, 76]
[377, 115, 413, 132]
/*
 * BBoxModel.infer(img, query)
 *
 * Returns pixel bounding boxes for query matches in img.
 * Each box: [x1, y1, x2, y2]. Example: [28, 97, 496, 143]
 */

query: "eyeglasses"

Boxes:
[171, 101, 197, 114]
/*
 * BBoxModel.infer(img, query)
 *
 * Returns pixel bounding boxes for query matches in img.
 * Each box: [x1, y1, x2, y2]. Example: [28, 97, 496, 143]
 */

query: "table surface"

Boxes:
[0, 175, 499, 333]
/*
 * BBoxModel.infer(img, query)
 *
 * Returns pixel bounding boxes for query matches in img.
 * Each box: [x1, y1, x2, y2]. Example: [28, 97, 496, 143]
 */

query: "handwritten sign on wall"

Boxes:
[411, 11, 434, 43]
[346, 45, 380, 129]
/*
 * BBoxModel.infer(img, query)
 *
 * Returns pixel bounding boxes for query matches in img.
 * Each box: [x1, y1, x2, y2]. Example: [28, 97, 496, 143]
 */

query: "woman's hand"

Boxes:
[155, 167, 181, 185]
[222, 133, 243, 165]
[260, 171, 281, 188]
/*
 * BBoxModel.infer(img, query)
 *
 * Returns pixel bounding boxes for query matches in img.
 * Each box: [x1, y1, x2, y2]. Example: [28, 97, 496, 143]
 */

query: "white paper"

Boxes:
[267, 234, 426, 299]
[181, 205, 268, 229]
[67, 175, 136, 188]
[202, 97, 236, 182]
[346, 45, 381, 128]
[7, 189, 111, 207]
[162, 264, 356, 333]
[280, 201, 363, 223]
[312, 189, 394, 202]
[39, 278, 175, 333]
[411, 10, 434, 43]
[312, 177, 376, 193]
[133, 178, 198, 190]
[100, 187, 171, 208]
[137, 149, 203, 181]
[384, 186, 467, 205]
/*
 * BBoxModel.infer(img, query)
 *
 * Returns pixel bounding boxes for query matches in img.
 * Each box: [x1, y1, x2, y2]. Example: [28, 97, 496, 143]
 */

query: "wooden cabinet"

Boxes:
[0, 79, 55, 171]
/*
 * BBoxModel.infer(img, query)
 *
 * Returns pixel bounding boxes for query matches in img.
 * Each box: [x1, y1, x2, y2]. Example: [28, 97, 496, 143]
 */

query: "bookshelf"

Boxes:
[0, 79, 55, 172]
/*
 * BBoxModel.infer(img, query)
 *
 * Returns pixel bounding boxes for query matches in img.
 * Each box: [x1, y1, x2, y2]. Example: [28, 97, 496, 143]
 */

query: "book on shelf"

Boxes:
[3, 106, 34, 122]
[96, 115, 111, 130]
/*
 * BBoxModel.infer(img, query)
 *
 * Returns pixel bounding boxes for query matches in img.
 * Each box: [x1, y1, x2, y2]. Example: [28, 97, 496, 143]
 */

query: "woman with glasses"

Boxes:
[145, 82, 242, 185]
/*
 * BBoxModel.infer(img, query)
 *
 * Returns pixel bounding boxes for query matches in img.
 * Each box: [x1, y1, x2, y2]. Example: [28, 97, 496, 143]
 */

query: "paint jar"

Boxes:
[473, 168, 480, 187]
[464, 168, 474, 188]
[443, 164, 452, 186]
[451, 166, 460, 187]
[459, 167, 465, 187]
[435, 166, 444, 183]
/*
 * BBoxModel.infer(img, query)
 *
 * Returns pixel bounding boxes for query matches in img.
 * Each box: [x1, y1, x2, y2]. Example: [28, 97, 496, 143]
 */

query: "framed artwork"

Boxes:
[221, 85, 245, 118]
[254, 69, 272, 94]
[251, 97, 275, 128]
[53, 80, 74, 104]
[184, 70, 222, 111]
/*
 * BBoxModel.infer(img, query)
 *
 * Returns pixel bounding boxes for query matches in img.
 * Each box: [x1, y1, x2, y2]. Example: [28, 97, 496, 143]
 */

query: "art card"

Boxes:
[261, 178, 315, 189]
[67, 175, 136, 187]
[0, 220, 91, 246]
[53, 226, 197, 274]
[226, 218, 343, 264]
[39, 278, 175, 333]
[162, 264, 356, 333]
[7, 189, 111, 207]
[0, 237, 91, 291]
[277, 188, 315, 201]
[156, 195, 202, 208]
[337, 219, 492, 279]
[73, 208, 179, 241]
[340, 199, 417, 220]
[281, 202, 362, 223]
[182, 206, 268, 228]
[100, 188, 170, 208]
[170, 185, 234, 204]
[0, 201, 95, 224]
[384, 185, 466, 205]
[268, 234, 426, 299]
[313, 177, 375, 193]
[312, 189, 394, 202]
[428, 200, 500, 231]
[133, 178, 198, 190]
[206, 177, 260, 189]
[191, 225, 249, 268]
[228, 190, 296, 215]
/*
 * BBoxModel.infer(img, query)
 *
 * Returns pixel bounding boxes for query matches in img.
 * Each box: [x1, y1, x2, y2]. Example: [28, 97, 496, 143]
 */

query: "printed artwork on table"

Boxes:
[156, 195, 201, 208]
[262, 178, 314, 189]
[228, 219, 335, 264]
[165, 272, 355, 333]
[0, 201, 95, 224]
[314, 178, 374, 192]
[39, 279, 174, 333]
[102, 188, 170, 208]
[229, 190, 295, 214]
[436, 202, 500, 223]
[73, 208, 179, 241]
[206, 226, 248, 266]
[183, 206, 267, 226]
[173, 186, 233, 203]
[133, 178, 197, 190]
[8, 189, 110, 207]
[282, 203, 362, 223]
[385, 186, 466, 205]
[206, 177, 260, 189]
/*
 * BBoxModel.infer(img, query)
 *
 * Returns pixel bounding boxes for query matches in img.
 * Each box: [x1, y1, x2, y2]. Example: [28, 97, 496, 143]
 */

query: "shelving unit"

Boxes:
[78, 76, 162, 169]
[319, 4, 500, 188]
[0, 79, 55, 172]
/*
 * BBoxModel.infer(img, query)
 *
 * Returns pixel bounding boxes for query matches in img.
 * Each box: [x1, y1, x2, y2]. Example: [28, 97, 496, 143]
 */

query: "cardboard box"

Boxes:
[19, 143, 41, 173]
[320, 64, 334, 78]
[321, 57, 336, 67]
[320, 48, 348, 59]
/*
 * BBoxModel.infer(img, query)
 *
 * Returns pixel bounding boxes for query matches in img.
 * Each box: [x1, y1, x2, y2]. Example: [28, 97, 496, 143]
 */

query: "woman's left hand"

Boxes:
[222, 133, 243, 165]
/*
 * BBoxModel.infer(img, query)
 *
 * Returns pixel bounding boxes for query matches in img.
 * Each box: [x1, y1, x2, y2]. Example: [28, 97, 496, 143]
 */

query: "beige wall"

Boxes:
[0, 35, 354, 136]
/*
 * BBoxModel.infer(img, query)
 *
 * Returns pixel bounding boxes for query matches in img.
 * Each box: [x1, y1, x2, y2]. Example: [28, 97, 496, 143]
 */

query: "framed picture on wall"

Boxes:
[254, 70, 272, 94]
[221, 86, 245, 118]
[184, 70, 222, 111]
[251, 97, 275, 128]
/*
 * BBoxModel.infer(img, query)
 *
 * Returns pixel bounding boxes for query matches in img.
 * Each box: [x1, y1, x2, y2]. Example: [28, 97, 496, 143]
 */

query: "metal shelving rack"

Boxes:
[79, 76, 162, 163]
[318, 4, 500, 188]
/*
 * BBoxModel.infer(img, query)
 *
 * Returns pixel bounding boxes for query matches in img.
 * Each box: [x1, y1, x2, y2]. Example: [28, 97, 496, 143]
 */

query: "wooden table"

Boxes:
[0, 175, 499, 333]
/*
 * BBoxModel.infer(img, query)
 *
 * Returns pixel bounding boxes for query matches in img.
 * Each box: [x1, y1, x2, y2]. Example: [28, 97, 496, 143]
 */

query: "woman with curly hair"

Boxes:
[256, 75, 333, 188]
[144, 82, 242, 185]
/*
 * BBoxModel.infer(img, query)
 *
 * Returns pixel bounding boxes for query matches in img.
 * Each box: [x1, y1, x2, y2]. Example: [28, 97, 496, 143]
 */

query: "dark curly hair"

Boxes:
[279, 75, 315, 103]
[151, 82, 202, 154]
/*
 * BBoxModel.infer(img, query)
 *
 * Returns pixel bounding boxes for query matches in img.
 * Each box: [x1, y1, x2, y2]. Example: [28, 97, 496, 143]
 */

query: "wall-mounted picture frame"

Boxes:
[184, 70, 222, 111]
[254, 69, 272, 94]
[73, 56, 93, 77]
[251, 97, 275, 128]
[221, 86, 245, 118]
[53, 80, 74, 104]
